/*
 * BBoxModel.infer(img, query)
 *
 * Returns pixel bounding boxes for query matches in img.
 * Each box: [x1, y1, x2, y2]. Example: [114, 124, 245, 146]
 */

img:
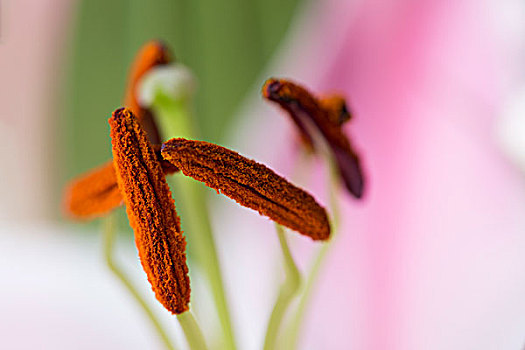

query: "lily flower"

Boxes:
[263, 78, 365, 198]
[61, 41, 333, 348]
[72, 106, 330, 313]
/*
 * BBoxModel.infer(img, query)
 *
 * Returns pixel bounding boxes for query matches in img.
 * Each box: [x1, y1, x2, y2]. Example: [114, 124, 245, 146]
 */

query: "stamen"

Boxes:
[123, 40, 172, 144]
[319, 95, 352, 126]
[263, 78, 364, 198]
[63, 160, 122, 219]
[63, 41, 176, 220]
[263, 79, 315, 150]
[63, 145, 178, 220]
[110, 108, 190, 314]
[161, 138, 330, 241]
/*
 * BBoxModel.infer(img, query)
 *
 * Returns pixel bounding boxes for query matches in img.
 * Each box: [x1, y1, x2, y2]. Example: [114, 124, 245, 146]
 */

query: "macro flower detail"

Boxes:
[123, 40, 171, 144]
[263, 78, 364, 198]
[60, 39, 352, 348]
[63, 160, 123, 219]
[63, 41, 173, 219]
[161, 138, 331, 241]
[110, 107, 190, 314]
[63, 147, 178, 220]
[319, 95, 352, 126]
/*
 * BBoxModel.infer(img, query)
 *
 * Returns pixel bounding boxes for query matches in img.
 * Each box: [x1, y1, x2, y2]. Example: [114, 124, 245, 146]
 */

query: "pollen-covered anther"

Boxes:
[63, 161, 122, 220]
[262, 78, 364, 199]
[62, 145, 178, 220]
[123, 40, 172, 144]
[319, 95, 352, 126]
[162, 138, 331, 241]
[62, 41, 177, 221]
[109, 108, 190, 314]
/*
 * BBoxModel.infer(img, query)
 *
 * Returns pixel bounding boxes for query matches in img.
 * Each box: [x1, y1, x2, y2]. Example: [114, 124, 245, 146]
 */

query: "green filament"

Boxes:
[263, 224, 301, 350]
[177, 311, 209, 350]
[150, 88, 237, 350]
[102, 214, 176, 350]
[283, 160, 341, 349]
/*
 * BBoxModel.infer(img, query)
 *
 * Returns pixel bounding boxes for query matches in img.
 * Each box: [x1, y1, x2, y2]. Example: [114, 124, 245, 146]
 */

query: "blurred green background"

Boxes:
[62, 0, 302, 185]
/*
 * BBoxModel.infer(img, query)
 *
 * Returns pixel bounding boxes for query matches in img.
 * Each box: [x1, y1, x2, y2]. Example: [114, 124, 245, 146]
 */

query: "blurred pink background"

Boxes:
[2, 0, 525, 349]
[228, 0, 525, 349]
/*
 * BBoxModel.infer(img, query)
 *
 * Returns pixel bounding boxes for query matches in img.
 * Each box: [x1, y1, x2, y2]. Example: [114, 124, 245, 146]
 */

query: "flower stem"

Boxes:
[102, 214, 176, 350]
[173, 174, 237, 350]
[152, 93, 237, 350]
[283, 161, 341, 349]
[177, 311, 209, 350]
[263, 224, 301, 350]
